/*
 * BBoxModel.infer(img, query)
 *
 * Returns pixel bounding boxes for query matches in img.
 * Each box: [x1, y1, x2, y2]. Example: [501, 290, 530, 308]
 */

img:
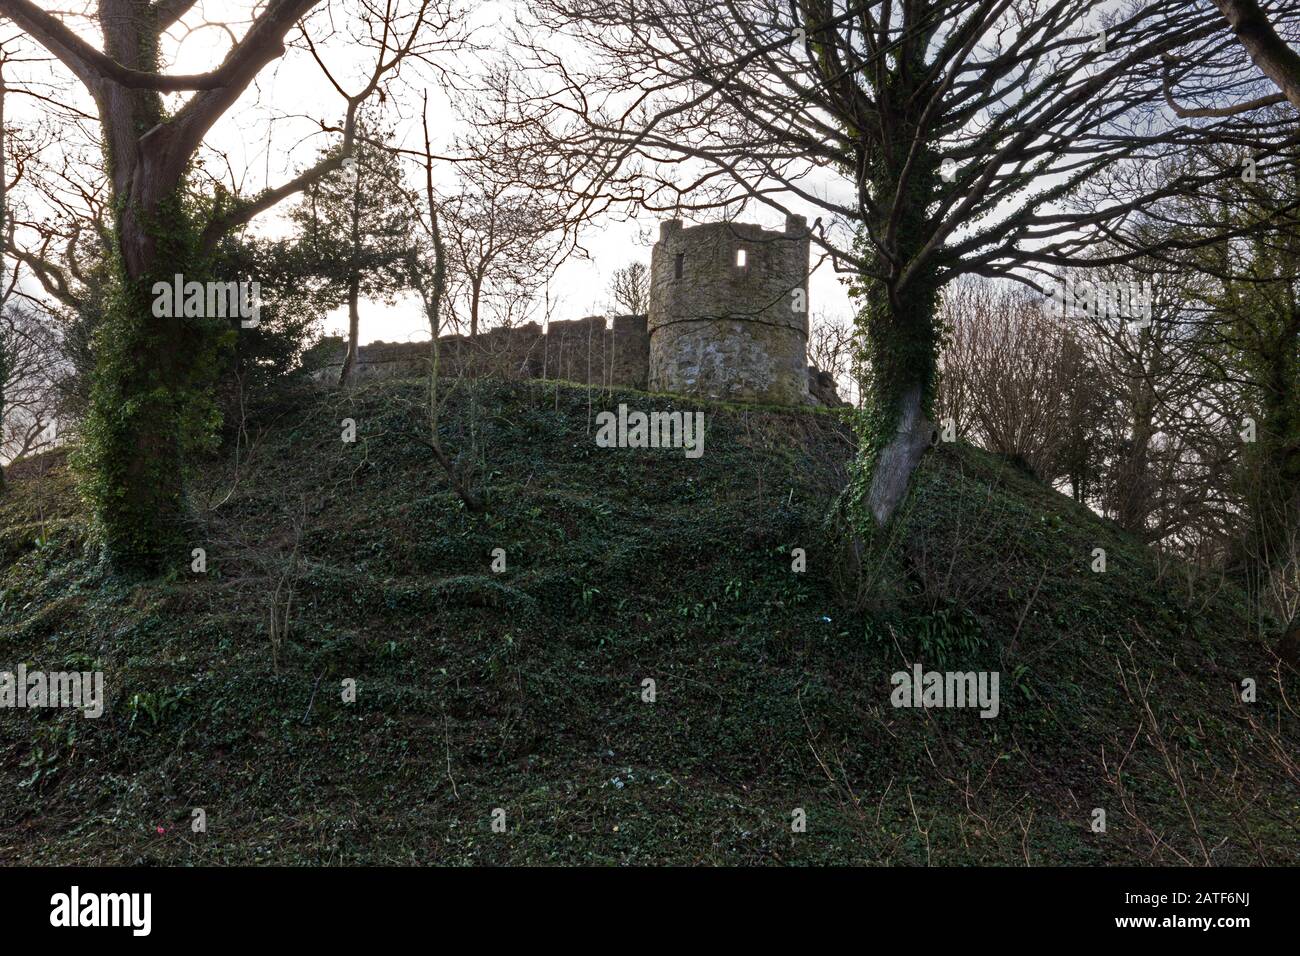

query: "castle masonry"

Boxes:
[648, 215, 812, 405]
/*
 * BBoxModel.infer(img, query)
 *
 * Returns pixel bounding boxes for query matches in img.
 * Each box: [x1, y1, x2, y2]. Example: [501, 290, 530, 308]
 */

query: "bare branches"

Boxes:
[199, 0, 469, 253]
[1, 300, 63, 465]
[403, 92, 484, 514]
[1212, 0, 1300, 110]
[937, 277, 1096, 486]
[509, 0, 1296, 293]
[1161, 53, 1286, 118]
[156, 0, 325, 179]
[0, 0, 314, 92]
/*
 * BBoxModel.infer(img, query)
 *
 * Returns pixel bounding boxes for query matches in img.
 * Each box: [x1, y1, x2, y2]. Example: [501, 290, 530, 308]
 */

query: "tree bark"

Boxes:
[469, 273, 482, 339]
[87, 0, 194, 568]
[854, 180, 944, 528]
[338, 274, 361, 386]
[1213, 0, 1300, 110]
[1114, 383, 1157, 535]
[338, 165, 364, 385]
[866, 384, 935, 526]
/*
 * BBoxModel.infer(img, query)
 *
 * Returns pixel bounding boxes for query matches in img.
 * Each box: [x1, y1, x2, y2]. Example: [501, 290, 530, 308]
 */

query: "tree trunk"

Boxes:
[1213, 0, 1300, 110]
[1245, 316, 1300, 569]
[79, 1, 196, 571]
[846, 39, 946, 529]
[866, 383, 935, 525]
[8, 0, 329, 573]
[855, 255, 942, 528]
[1241, 176, 1300, 578]
[1114, 383, 1157, 535]
[469, 274, 482, 339]
[338, 170, 364, 385]
[338, 274, 361, 386]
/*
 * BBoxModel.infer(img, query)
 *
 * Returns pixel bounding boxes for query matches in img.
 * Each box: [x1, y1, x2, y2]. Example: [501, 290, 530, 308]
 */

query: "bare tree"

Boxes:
[608, 260, 650, 316]
[436, 66, 580, 339]
[442, 174, 561, 338]
[1068, 258, 1238, 546]
[512, 0, 1296, 531]
[1, 301, 63, 466]
[937, 278, 1097, 485]
[808, 312, 859, 404]
[400, 93, 484, 512]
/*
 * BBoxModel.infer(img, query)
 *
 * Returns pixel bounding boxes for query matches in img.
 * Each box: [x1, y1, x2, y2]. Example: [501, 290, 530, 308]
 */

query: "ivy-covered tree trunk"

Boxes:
[850, 121, 944, 528]
[1218, 171, 1300, 582]
[76, 1, 222, 572]
[81, 244, 221, 570]
[1242, 297, 1300, 572]
[856, 279, 942, 526]
[2, 0, 338, 572]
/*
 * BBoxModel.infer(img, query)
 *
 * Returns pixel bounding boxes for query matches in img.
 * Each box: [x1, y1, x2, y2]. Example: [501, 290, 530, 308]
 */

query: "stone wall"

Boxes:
[648, 215, 811, 405]
[313, 313, 651, 389]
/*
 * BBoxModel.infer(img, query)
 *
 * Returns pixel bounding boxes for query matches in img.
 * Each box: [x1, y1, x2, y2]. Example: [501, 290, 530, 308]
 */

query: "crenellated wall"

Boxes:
[313, 314, 651, 390]
[314, 217, 843, 406]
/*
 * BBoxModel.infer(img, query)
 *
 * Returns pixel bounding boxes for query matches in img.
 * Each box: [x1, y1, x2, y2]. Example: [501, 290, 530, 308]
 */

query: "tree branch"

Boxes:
[1213, 0, 1300, 110]
[1162, 52, 1287, 117]
[0, 0, 257, 91]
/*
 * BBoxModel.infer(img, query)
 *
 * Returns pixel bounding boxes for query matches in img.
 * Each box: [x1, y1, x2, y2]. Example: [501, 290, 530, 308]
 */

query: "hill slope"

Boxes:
[1, 377, 1296, 864]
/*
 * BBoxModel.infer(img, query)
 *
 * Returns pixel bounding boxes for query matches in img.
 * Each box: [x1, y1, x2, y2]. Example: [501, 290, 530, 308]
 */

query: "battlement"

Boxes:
[311, 315, 650, 389]
[648, 216, 812, 404]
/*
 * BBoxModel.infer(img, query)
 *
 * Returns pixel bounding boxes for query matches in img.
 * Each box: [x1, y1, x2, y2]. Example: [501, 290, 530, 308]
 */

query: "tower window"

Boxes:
[736, 249, 748, 267]
[674, 253, 684, 279]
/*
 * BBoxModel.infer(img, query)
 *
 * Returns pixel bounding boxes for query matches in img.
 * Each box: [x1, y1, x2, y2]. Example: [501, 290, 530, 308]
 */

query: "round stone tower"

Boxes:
[648, 215, 811, 405]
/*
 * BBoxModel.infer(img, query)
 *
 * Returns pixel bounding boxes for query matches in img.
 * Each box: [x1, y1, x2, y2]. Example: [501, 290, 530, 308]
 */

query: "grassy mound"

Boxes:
[1, 377, 1295, 864]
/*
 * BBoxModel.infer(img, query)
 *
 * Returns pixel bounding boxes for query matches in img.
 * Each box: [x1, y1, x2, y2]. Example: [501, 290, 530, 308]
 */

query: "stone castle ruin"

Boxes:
[649, 215, 814, 405]
[316, 216, 842, 406]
